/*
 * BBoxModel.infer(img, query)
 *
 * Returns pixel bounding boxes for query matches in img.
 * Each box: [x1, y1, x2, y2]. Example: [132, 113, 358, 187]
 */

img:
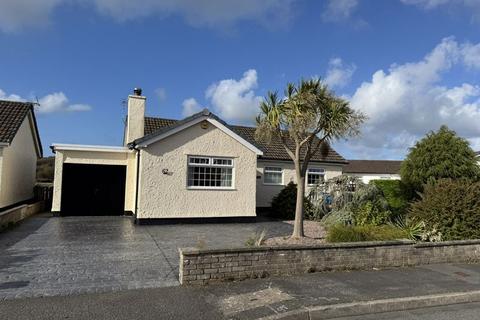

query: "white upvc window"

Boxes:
[187, 156, 234, 189]
[307, 168, 325, 186]
[264, 166, 283, 185]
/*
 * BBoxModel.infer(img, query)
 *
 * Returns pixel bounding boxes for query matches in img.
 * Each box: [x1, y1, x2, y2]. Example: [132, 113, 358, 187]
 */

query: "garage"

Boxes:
[60, 163, 127, 216]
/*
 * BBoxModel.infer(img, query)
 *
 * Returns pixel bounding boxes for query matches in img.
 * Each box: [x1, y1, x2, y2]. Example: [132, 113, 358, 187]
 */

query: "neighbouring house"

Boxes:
[343, 160, 402, 184]
[50, 89, 346, 221]
[0, 100, 43, 209]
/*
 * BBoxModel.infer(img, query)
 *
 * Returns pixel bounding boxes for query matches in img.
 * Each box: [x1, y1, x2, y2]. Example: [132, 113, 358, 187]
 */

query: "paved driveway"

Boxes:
[0, 213, 294, 300]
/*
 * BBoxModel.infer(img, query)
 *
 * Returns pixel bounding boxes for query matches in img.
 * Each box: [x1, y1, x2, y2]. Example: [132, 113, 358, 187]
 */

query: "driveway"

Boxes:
[0, 213, 294, 300]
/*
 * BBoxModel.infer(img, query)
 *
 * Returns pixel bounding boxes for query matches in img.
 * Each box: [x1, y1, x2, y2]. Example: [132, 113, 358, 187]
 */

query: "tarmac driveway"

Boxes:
[0, 213, 294, 300]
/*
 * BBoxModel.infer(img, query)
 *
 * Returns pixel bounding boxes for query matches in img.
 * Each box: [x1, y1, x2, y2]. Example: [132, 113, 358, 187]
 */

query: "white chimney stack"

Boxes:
[125, 88, 145, 145]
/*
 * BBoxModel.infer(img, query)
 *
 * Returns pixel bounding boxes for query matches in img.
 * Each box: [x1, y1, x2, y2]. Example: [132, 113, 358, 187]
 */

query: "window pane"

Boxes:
[187, 165, 232, 188]
[264, 172, 282, 184]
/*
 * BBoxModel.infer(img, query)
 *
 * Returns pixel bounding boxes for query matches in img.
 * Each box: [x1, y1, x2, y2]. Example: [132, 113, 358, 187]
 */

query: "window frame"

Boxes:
[186, 156, 235, 190]
[263, 166, 284, 186]
[307, 167, 326, 186]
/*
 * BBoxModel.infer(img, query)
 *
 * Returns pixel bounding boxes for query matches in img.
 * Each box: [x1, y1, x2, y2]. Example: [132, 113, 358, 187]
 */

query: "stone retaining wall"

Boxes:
[179, 240, 480, 285]
[0, 201, 46, 230]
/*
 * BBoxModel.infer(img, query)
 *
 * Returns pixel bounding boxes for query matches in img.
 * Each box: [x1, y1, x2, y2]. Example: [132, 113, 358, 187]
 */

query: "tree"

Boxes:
[401, 125, 480, 195]
[255, 79, 365, 238]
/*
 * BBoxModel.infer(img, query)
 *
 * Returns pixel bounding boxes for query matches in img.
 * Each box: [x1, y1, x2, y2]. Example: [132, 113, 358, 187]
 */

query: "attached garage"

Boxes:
[50, 144, 137, 216]
[61, 164, 126, 216]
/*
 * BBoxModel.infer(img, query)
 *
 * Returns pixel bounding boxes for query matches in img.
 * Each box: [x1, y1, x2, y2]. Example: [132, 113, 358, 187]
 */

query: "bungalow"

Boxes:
[0, 100, 43, 209]
[343, 160, 402, 184]
[51, 89, 346, 221]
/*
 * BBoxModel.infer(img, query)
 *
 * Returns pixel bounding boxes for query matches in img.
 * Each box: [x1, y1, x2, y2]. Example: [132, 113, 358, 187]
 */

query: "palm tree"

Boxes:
[255, 79, 365, 238]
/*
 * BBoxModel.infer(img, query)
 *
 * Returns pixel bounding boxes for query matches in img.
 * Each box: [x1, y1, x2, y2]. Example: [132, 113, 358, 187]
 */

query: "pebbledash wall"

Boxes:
[256, 160, 343, 208]
[179, 240, 480, 285]
[137, 121, 258, 219]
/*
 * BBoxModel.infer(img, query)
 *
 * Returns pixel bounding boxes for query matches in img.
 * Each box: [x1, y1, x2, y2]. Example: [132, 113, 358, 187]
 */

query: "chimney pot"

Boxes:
[133, 88, 142, 96]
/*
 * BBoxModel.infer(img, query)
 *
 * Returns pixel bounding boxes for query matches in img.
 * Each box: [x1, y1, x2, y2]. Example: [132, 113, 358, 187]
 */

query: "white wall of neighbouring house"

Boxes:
[137, 121, 257, 219]
[346, 173, 401, 184]
[0, 116, 38, 208]
[256, 160, 344, 208]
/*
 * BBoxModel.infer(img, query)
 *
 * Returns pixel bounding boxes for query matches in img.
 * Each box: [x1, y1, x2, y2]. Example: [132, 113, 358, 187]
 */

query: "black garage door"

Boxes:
[61, 164, 127, 216]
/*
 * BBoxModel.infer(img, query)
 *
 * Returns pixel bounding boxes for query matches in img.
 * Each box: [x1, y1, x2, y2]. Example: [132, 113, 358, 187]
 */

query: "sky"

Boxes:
[0, 0, 479, 159]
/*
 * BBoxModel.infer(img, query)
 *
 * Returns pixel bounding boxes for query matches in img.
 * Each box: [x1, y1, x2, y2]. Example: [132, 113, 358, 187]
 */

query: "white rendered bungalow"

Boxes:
[51, 89, 346, 222]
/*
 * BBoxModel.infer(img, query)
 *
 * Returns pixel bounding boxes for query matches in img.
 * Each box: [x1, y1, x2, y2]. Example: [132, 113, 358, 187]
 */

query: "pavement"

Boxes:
[334, 302, 480, 320]
[1, 263, 480, 319]
[0, 213, 294, 299]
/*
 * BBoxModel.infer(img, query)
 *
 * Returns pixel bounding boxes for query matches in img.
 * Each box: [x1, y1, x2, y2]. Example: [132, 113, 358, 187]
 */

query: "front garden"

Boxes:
[251, 125, 480, 247]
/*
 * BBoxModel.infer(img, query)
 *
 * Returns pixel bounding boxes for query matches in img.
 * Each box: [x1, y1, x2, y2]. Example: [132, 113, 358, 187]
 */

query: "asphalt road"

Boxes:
[335, 302, 480, 320]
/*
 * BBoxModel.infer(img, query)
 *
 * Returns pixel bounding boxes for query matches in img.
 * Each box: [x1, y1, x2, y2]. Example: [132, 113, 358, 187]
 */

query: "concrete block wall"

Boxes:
[179, 240, 480, 285]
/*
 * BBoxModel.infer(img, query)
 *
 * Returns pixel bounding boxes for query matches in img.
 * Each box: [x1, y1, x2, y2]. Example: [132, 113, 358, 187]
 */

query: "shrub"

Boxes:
[353, 200, 391, 226]
[401, 125, 480, 194]
[409, 179, 480, 241]
[271, 182, 314, 220]
[370, 180, 411, 217]
[318, 177, 393, 226]
[326, 224, 407, 243]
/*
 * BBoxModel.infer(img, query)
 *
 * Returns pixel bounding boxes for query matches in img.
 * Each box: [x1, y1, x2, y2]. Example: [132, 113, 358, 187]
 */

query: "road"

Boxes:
[336, 302, 480, 320]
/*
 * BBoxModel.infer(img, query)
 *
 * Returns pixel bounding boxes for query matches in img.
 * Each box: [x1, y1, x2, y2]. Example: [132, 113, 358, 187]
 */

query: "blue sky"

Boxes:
[0, 0, 479, 159]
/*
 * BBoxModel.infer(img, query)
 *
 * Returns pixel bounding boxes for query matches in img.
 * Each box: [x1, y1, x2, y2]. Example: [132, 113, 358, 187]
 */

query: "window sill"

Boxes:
[263, 183, 284, 186]
[186, 187, 237, 191]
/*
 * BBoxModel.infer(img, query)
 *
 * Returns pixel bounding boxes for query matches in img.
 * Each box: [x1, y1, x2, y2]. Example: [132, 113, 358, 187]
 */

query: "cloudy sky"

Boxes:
[1, 0, 479, 159]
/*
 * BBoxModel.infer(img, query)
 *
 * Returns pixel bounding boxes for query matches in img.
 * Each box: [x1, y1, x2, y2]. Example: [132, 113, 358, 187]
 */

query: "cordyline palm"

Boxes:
[255, 79, 366, 238]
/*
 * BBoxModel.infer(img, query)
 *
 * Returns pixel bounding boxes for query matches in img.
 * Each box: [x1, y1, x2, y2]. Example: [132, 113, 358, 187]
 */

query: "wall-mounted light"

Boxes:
[162, 169, 172, 175]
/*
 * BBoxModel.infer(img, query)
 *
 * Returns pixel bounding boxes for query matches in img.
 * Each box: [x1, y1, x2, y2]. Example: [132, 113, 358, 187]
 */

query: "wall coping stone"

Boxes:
[179, 239, 416, 256]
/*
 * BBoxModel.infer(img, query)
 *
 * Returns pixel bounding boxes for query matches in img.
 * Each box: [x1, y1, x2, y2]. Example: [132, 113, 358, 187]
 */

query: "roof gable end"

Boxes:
[131, 109, 263, 155]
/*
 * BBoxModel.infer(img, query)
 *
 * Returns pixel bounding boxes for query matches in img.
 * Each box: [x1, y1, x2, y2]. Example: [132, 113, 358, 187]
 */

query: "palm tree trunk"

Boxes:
[292, 170, 305, 238]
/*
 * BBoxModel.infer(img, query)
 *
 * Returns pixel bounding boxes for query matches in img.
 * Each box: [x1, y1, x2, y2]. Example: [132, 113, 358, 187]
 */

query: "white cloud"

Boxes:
[322, 0, 358, 22]
[0, 89, 23, 102]
[0, 0, 295, 33]
[401, 0, 480, 22]
[345, 37, 480, 158]
[181, 98, 202, 117]
[205, 69, 262, 123]
[0, 0, 61, 33]
[37, 92, 92, 113]
[324, 57, 356, 88]
[0, 89, 92, 113]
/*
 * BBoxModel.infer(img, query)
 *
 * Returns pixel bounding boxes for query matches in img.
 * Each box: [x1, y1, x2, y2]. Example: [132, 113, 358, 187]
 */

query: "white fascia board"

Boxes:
[51, 143, 133, 153]
[137, 116, 263, 156]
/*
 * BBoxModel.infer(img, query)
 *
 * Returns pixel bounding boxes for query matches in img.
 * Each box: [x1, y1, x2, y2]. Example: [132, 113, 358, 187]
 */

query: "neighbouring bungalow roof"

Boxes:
[141, 110, 347, 164]
[0, 100, 43, 156]
[343, 160, 402, 174]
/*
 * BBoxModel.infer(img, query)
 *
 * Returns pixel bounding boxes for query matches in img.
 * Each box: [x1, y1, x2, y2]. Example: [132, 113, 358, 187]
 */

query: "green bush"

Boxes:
[409, 179, 480, 241]
[401, 125, 480, 194]
[353, 200, 392, 226]
[326, 224, 407, 243]
[319, 179, 394, 226]
[271, 182, 314, 220]
[370, 180, 410, 217]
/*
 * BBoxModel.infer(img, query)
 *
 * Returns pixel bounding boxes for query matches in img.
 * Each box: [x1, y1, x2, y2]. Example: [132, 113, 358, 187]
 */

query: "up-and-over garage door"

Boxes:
[60, 164, 127, 216]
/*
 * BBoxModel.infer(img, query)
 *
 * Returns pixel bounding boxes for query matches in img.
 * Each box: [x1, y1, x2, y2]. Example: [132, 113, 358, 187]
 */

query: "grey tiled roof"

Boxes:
[0, 100, 42, 156]
[343, 160, 402, 174]
[142, 112, 347, 164]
